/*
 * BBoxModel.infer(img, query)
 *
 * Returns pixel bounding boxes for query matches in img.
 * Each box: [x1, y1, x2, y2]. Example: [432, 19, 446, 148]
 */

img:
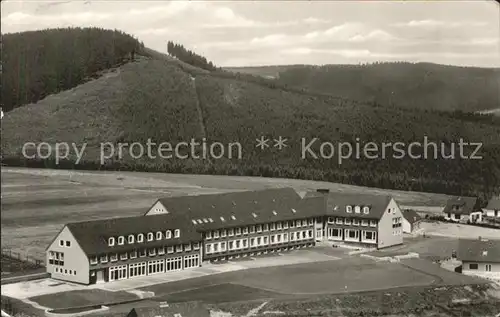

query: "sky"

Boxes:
[1, 0, 499, 67]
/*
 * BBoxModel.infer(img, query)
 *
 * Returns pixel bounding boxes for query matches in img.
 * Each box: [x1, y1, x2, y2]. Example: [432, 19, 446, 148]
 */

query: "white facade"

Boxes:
[462, 261, 500, 281]
[402, 218, 412, 233]
[444, 211, 482, 223]
[483, 208, 500, 218]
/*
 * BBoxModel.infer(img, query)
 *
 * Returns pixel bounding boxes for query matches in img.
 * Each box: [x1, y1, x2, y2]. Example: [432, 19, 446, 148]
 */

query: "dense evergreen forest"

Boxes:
[1, 27, 143, 112]
[167, 41, 218, 71]
[228, 63, 500, 113]
[2, 28, 499, 203]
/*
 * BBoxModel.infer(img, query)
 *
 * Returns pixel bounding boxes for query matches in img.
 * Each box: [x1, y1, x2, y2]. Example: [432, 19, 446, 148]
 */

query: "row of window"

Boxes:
[328, 228, 377, 241]
[108, 255, 200, 281]
[48, 251, 64, 260]
[205, 230, 314, 254]
[54, 267, 76, 275]
[205, 218, 315, 240]
[193, 209, 301, 226]
[108, 229, 181, 247]
[327, 217, 377, 227]
[468, 263, 493, 272]
[90, 243, 200, 264]
[345, 206, 371, 214]
[392, 229, 402, 236]
[58, 240, 71, 247]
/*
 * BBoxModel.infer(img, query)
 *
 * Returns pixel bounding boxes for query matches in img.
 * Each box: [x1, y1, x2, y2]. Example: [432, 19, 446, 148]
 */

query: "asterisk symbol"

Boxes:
[255, 136, 270, 150]
[274, 136, 288, 150]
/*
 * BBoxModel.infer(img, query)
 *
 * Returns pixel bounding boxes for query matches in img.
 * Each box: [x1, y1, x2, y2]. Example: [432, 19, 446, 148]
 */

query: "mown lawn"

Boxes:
[29, 289, 139, 309]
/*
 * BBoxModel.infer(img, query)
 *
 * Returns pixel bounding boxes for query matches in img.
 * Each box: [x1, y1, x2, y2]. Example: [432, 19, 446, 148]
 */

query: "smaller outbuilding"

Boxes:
[483, 196, 500, 219]
[402, 209, 423, 233]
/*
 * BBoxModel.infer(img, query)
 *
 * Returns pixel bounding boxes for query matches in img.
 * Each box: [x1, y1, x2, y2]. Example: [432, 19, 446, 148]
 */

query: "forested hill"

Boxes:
[2, 27, 500, 202]
[1, 27, 143, 112]
[228, 63, 500, 113]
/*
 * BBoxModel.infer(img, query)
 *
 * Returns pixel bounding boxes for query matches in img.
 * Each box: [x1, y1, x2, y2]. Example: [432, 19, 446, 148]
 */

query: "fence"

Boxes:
[1, 248, 44, 268]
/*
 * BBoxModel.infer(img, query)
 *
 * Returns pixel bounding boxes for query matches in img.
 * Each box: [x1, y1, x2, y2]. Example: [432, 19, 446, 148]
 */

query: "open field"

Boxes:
[141, 253, 486, 301]
[1, 167, 452, 260]
[420, 221, 500, 239]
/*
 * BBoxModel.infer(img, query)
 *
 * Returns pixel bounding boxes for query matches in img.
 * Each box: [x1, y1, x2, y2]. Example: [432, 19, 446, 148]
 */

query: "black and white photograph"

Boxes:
[1, 0, 499, 316]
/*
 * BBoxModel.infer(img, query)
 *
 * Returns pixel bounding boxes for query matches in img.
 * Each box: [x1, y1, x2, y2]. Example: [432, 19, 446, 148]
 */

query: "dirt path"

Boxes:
[191, 75, 213, 165]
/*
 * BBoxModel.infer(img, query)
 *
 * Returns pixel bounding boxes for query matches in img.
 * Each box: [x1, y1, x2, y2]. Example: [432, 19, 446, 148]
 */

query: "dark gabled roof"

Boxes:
[154, 188, 301, 216]
[66, 213, 202, 256]
[151, 188, 323, 230]
[402, 209, 422, 224]
[442, 196, 478, 215]
[457, 238, 500, 263]
[127, 301, 211, 317]
[304, 191, 392, 220]
[485, 197, 500, 210]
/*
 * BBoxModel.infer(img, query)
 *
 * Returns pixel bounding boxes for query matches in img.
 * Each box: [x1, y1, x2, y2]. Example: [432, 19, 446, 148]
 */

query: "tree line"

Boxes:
[167, 41, 217, 71]
[2, 27, 143, 112]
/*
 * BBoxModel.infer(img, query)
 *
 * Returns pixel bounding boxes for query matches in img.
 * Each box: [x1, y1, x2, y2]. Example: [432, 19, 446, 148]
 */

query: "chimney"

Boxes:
[317, 189, 330, 194]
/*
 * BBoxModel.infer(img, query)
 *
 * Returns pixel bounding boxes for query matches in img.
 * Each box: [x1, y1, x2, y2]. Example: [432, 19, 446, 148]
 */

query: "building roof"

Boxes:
[304, 191, 392, 220]
[126, 301, 211, 317]
[151, 188, 326, 230]
[442, 196, 478, 215]
[485, 197, 500, 210]
[402, 209, 422, 224]
[66, 213, 202, 256]
[457, 238, 500, 263]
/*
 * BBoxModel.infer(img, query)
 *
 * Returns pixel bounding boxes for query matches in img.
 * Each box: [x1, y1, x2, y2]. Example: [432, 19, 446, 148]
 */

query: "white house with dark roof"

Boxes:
[483, 196, 500, 219]
[443, 196, 482, 223]
[46, 188, 404, 284]
[458, 238, 500, 281]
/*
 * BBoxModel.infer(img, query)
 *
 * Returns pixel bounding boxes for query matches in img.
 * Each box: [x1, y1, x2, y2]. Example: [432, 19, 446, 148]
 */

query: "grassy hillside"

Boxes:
[2, 53, 500, 201]
[227, 63, 500, 113]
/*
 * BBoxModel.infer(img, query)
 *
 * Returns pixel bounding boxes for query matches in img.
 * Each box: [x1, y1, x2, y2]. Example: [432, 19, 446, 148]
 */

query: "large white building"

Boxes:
[46, 188, 404, 285]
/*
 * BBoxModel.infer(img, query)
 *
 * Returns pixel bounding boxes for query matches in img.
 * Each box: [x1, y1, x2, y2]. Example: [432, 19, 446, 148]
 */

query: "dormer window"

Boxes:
[118, 236, 125, 245]
[165, 230, 172, 239]
[108, 237, 115, 246]
[147, 232, 154, 241]
[363, 207, 370, 214]
[128, 235, 134, 244]
[137, 234, 144, 243]
[231, 215, 236, 220]
[156, 231, 162, 240]
[354, 206, 361, 213]
[252, 213, 257, 218]
[174, 229, 180, 238]
[272, 210, 277, 216]
[220, 216, 226, 222]
[346, 206, 353, 213]
[482, 251, 488, 256]
[291, 208, 297, 213]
